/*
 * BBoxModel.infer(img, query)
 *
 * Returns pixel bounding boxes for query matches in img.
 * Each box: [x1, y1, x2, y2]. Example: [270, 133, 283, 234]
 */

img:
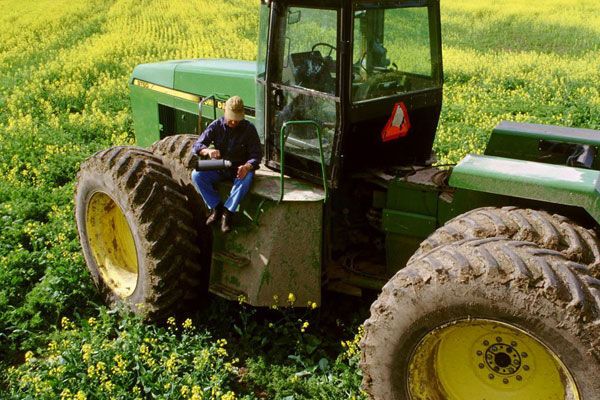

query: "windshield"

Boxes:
[280, 7, 338, 96]
[352, 6, 438, 102]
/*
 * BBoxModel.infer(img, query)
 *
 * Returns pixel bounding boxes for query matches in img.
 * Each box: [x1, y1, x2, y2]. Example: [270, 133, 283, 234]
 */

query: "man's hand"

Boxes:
[236, 164, 252, 180]
[200, 148, 221, 159]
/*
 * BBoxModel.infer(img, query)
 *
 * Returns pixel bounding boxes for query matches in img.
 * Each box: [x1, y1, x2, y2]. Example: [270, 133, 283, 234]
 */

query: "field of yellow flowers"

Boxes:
[0, 0, 599, 398]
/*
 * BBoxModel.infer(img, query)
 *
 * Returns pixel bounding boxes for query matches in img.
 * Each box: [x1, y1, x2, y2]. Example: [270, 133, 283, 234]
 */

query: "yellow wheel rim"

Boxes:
[407, 319, 579, 400]
[86, 192, 138, 298]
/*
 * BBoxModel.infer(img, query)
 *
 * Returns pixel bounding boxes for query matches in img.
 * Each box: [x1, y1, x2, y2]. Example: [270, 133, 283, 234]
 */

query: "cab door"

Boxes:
[263, 4, 341, 186]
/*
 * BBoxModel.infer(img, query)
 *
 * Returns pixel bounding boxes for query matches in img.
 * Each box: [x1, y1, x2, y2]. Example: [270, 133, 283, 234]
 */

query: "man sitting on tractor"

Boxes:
[191, 96, 262, 233]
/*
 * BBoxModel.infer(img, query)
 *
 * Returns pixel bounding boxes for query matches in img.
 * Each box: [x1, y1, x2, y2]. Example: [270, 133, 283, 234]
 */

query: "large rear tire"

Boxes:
[361, 238, 600, 400]
[412, 207, 600, 270]
[75, 146, 209, 319]
[150, 134, 200, 189]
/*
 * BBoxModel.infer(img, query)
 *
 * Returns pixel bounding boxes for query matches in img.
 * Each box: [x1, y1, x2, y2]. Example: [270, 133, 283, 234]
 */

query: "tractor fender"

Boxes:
[449, 154, 600, 224]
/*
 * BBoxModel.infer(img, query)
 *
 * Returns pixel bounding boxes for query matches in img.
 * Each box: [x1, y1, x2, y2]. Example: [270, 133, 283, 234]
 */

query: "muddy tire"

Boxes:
[75, 146, 209, 319]
[150, 134, 200, 189]
[150, 135, 213, 310]
[412, 207, 600, 269]
[361, 238, 600, 400]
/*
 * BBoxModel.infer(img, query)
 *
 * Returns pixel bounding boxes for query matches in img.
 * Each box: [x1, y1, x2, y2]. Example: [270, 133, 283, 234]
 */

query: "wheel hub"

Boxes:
[473, 334, 532, 389]
[407, 319, 580, 400]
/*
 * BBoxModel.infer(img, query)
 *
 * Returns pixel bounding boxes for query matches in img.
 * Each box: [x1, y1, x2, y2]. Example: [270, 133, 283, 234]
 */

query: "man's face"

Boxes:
[226, 118, 241, 129]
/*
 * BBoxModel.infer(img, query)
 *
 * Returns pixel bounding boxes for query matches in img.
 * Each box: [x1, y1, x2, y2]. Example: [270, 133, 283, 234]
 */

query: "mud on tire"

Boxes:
[75, 146, 208, 319]
[412, 206, 600, 271]
[361, 238, 600, 400]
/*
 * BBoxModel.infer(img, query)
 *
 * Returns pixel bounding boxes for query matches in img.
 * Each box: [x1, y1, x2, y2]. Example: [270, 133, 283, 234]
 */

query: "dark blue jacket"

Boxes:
[192, 117, 262, 170]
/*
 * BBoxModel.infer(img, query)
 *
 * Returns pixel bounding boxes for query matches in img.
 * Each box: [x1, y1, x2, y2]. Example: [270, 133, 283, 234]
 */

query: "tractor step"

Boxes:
[209, 283, 247, 301]
[212, 250, 250, 269]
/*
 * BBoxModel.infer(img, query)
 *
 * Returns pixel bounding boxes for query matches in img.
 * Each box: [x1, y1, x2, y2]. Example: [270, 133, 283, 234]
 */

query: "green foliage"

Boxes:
[0, 0, 598, 398]
[4, 309, 242, 399]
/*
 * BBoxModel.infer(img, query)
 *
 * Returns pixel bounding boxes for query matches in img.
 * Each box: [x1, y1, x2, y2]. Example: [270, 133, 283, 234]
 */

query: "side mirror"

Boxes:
[288, 10, 301, 25]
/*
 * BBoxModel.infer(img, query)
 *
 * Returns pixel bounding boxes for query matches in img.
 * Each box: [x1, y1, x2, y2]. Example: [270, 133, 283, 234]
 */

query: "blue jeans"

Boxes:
[191, 169, 254, 212]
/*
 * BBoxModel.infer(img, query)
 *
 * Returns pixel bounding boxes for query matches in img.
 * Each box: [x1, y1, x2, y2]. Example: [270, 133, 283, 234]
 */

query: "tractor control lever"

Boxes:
[195, 159, 232, 171]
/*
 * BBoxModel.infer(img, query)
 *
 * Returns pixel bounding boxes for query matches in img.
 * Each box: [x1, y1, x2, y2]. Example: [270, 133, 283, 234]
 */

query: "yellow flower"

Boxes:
[165, 353, 178, 373]
[61, 316, 75, 330]
[167, 316, 177, 327]
[75, 391, 87, 400]
[24, 350, 35, 362]
[287, 292, 296, 304]
[96, 361, 106, 372]
[139, 344, 149, 356]
[300, 321, 310, 333]
[60, 388, 72, 399]
[222, 391, 236, 400]
[182, 318, 194, 330]
[180, 385, 190, 396]
[87, 317, 97, 327]
[81, 343, 92, 363]
[216, 347, 228, 357]
[112, 354, 126, 375]
[103, 380, 114, 392]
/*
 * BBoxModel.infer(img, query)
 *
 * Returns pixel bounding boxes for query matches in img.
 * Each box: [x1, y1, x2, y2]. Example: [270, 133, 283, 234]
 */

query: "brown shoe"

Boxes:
[221, 209, 233, 233]
[206, 204, 223, 226]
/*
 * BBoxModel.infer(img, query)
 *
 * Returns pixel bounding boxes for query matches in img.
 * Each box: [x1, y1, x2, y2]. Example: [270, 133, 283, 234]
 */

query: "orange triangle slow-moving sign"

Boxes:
[381, 102, 411, 142]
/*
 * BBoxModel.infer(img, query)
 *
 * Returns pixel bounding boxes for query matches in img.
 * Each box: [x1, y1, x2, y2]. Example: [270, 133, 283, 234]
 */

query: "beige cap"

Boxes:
[224, 96, 245, 121]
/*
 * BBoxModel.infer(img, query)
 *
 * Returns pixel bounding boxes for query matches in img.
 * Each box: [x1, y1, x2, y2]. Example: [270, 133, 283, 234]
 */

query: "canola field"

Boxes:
[0, 0, 599, 398]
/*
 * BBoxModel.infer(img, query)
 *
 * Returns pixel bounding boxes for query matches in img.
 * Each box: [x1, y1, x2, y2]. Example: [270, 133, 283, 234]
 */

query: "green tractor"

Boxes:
[75, 0, 600, 398]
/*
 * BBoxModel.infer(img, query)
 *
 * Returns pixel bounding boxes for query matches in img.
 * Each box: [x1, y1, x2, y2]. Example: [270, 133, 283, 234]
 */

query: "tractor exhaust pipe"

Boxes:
[195, 159, 232, 171]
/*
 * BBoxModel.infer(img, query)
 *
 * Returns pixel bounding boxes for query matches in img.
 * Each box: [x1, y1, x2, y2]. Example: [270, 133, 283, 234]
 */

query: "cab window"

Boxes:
[352, 7, 437, 102]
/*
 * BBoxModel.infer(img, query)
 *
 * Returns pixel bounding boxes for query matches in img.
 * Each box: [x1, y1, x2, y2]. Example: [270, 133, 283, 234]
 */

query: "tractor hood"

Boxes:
[131, 59, 257, 108]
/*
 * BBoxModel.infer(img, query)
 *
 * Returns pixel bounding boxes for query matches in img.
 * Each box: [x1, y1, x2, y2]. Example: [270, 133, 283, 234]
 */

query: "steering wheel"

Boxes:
[311, 42, 336, 58]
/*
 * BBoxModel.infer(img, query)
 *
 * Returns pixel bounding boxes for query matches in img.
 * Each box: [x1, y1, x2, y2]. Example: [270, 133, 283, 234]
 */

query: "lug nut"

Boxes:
[483, 340, 489, 346]
[503, 378, 509, 384]
[496, 337, 503, 342]
[488, 374, 495, 379]
[479, 363, 484, 369]
[521, 352, 528, 358]
[516, 375, 523, 381]
[523, 365, 530, 371]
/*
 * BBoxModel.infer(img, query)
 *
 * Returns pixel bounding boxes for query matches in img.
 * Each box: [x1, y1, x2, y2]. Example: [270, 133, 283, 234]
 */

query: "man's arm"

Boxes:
[192, 119, 221, 158]
[236, 123, 263, 179]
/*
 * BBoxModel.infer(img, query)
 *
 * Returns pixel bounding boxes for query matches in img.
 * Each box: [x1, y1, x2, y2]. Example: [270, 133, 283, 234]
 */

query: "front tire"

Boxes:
[75, 146, 209, 319]
[361, 238, 600, 399]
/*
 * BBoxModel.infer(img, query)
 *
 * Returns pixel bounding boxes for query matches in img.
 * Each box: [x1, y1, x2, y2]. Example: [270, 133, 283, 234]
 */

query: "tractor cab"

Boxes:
[258, 0, 443, 189]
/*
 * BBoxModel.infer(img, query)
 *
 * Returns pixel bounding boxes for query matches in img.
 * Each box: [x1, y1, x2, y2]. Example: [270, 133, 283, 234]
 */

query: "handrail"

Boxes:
[197, 95, 218, 134]
[279, 120, 328, 202]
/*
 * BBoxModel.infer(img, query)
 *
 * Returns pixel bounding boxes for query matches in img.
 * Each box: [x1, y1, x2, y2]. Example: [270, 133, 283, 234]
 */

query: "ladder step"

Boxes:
[213, 250, 250, 269]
